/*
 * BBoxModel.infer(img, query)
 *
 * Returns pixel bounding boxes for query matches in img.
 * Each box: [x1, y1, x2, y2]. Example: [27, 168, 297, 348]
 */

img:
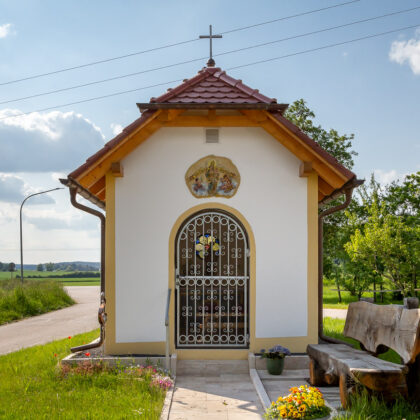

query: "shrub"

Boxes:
[0, 279, 74, 324]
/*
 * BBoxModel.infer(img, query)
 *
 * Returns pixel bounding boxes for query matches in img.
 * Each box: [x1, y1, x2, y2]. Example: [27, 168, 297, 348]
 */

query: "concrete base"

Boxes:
[248, 353, 310, 370]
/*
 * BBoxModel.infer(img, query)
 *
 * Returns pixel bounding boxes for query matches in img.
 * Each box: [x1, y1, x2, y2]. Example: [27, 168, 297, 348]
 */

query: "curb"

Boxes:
[250, 368, 271, 409]
[160, 376, 176, 420]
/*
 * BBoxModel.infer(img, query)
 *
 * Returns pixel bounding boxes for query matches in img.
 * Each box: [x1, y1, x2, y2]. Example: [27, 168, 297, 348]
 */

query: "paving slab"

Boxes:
[259, 369, 342, 410]
[0, 286, 100, 355]
[169, 372, 264, 420]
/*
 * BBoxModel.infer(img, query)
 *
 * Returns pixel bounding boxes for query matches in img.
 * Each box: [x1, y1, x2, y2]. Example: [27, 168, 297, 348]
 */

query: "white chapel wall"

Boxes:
[114, 127, 308, 343]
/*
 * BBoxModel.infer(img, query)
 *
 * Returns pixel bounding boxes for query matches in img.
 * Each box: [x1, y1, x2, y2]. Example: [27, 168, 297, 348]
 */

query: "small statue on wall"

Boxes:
[185, 155, 240, 198]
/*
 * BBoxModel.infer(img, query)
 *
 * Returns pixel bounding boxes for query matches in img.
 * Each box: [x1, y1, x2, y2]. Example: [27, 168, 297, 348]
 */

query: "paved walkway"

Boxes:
[323, 308, 347, 319]
[169, 361, 264, 419]
[0, 286, 100, 355]
[260, 369, 341, 411]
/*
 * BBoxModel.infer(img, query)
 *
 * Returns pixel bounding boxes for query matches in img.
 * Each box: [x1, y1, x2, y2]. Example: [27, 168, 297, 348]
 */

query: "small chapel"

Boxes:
[61, 42, 360, 359]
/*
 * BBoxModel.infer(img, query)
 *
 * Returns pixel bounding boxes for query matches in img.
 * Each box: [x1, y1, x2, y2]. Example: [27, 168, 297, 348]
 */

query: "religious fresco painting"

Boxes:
[185, 155, 240, 198]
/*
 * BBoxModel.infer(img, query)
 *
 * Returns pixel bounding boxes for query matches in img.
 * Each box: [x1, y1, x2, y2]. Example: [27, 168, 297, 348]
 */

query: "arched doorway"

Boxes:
[175, 209, 250, 348]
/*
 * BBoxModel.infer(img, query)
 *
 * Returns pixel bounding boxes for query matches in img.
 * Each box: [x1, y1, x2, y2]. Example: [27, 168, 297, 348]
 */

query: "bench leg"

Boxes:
[339, 373, 360, 409]
[407, 355, 420, 401]
[309, 357, 327, 386]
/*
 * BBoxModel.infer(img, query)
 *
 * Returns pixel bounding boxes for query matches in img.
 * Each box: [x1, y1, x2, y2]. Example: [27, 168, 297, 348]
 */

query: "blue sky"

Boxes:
[0, 0, 419, 263]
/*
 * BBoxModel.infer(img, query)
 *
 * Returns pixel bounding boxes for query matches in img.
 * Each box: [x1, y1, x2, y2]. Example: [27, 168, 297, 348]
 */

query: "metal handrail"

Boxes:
[165, 288, 171, 327]
[165, 288, 172, 370]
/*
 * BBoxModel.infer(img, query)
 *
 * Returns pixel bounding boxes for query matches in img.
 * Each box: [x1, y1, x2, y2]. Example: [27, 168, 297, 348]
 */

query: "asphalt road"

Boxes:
[0, 286, 100, 356]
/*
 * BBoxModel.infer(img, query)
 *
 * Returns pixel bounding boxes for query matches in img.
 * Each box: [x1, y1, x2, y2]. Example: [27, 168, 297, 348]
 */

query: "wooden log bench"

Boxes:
[307, 301, 420, 407]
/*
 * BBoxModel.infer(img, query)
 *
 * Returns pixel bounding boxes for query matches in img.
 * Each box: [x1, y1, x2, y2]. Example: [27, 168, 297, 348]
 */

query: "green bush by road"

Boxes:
[0, 279, 74, 325]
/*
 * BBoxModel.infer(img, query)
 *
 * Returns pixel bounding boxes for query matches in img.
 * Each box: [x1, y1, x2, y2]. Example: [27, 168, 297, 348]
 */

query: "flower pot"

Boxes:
[266, 357, 285, 375]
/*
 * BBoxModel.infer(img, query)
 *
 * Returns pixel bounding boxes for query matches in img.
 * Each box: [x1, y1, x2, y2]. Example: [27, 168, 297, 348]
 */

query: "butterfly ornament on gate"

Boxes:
[195, 234, 220, 259]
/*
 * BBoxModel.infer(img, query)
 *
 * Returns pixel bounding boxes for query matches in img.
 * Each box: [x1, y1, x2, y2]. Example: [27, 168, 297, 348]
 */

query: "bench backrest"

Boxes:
[344, 301, 420, 364]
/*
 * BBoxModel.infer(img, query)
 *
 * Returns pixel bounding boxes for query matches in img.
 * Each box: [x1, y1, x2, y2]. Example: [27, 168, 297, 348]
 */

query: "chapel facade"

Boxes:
[62, 64, 359, 359]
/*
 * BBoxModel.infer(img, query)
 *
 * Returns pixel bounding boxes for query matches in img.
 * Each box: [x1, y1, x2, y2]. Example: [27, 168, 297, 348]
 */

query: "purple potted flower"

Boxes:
[260, 345, 291, 375]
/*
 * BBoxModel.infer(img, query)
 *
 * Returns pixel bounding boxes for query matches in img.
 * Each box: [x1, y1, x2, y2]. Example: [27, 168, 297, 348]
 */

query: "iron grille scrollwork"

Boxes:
[176, 211, 249, 348]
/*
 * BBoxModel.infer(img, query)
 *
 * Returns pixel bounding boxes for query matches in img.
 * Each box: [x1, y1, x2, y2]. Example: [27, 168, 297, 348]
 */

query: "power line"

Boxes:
[222, 0, 360, 34]
[1, 5, 418, 106]
[0, 22, 417, 122]
[226, 24, 420, 71]
[0, 0, 360, 87]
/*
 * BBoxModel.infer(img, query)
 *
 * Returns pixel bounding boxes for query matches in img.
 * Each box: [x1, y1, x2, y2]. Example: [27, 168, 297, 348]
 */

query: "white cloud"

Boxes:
[0, 173, 55, 204]
[0, 23, 13, 39]
[110, 123, 123, 135]
[25, 211, 99, 231]
[389, 34, 420, 75]
[373, 169, 408, 185]
[0, 109, 105, 172]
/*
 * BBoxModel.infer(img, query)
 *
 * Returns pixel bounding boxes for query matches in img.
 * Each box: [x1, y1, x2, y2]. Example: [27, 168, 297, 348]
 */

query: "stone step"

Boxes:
[176, 359, 249, 376]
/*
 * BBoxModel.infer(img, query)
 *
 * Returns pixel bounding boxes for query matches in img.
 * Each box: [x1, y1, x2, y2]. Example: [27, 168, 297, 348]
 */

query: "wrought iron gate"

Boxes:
[175, 210, 249, 348]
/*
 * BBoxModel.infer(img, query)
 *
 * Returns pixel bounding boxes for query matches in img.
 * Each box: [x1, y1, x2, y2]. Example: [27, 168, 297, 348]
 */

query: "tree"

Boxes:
[45, 262, 54, 272]
[284, 99, 357, 169]
[285, 99, 359, 284]
[0, 262, 3, 271]
[345, 199, 419, 297]
[384, 172, 419, 224]
[36, 263, 44, 272]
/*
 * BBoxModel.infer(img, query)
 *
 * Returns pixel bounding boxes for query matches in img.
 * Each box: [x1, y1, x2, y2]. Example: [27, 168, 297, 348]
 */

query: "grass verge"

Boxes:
[0, 330, 166, 419]
[335, 390, 419, 420]
[0, 279, 74, 325]
[323, 284, 402, 309]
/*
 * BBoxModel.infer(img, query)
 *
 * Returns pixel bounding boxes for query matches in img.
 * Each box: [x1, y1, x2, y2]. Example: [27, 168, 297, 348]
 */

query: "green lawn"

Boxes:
[0, 330, 166, 419]
[323, 284, 403, 309]
[0, 279, 75, 325]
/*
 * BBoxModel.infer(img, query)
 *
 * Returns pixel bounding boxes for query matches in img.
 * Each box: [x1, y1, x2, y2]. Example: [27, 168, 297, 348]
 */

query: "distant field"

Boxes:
[0, 270, 100, 286]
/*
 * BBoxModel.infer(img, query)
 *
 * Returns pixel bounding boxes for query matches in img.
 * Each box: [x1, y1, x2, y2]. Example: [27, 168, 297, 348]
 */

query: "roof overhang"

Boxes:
[137, 102, 288, 113]
[63, 107, 359, 209]
[60, 177, 105, 210]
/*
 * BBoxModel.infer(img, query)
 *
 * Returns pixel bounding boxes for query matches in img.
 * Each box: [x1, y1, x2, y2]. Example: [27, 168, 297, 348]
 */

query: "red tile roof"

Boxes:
[149, 66, 279, 105]
[68, 65, 357, 204]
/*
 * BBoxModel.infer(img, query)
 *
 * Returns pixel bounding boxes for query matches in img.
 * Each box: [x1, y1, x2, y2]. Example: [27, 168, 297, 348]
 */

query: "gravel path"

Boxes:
[0, 286, 100, 356]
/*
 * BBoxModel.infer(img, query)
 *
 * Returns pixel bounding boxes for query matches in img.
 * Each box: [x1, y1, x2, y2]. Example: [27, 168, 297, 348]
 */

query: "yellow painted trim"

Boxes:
[104, 175, 319, 356]
[307, 173, 319, 344]
[104, 172, 116, 354]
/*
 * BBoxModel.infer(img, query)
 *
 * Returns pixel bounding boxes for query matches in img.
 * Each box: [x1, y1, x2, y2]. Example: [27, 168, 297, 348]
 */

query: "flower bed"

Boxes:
[265, 385, 330, 419]
[61, 361, 173, 391]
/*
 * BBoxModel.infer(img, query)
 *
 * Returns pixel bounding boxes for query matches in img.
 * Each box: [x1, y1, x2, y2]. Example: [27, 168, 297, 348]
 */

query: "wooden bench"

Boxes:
[307, 301, 420, 407]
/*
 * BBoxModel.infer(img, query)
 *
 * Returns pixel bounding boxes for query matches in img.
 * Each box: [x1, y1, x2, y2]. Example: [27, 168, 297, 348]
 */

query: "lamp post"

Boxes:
[20, 187, 63, 283]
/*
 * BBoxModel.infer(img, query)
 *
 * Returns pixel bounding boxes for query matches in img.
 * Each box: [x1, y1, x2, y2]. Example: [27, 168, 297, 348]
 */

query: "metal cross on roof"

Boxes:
[199, 25, 222, 67]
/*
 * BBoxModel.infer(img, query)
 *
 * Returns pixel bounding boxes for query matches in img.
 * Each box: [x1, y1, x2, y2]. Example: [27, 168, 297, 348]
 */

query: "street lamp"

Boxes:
[20, 187, 63, 283]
